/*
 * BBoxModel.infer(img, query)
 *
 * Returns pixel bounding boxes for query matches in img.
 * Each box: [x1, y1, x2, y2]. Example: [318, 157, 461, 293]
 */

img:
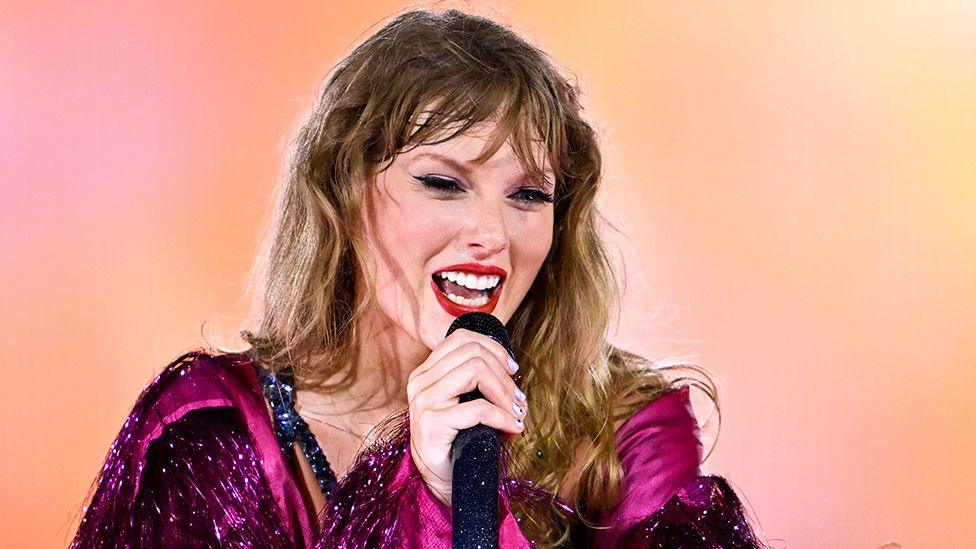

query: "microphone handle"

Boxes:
[452, 389, 500, 549]
[445, 312, 513, 549]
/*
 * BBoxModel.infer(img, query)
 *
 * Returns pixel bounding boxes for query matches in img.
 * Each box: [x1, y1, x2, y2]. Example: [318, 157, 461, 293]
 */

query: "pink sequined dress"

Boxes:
[71, 350, 767, 547]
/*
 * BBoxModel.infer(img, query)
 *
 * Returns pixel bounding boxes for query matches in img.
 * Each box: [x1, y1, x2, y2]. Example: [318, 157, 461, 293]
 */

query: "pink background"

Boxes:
[2, 1, 974, 546]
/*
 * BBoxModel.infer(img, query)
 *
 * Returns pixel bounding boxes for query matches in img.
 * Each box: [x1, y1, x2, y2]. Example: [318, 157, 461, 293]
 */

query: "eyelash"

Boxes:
[414, 176, 555, 206]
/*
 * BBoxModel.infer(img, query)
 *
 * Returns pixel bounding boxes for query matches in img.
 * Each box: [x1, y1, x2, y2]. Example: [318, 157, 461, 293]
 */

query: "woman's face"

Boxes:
[361, 123, 555, 352]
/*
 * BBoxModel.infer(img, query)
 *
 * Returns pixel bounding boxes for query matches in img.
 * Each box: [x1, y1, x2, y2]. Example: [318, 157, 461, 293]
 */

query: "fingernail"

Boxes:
[515, 417, 524, 429]
[514, 387, 526, 403]
[507, 356, 519, 373]
[513, 402, 525, 416]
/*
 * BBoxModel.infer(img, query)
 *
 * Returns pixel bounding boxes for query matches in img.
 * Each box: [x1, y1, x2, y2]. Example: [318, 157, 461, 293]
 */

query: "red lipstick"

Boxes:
[431, 263, 507, 317]
[434, 263, 507, 278]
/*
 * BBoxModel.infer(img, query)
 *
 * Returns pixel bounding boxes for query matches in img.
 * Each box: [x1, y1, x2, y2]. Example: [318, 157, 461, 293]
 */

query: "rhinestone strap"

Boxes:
[253, 361, 338, 499]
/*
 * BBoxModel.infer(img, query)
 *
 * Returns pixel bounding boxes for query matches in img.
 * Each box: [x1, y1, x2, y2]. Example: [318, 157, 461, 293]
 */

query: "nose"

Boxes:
[458, 200, 508, 259]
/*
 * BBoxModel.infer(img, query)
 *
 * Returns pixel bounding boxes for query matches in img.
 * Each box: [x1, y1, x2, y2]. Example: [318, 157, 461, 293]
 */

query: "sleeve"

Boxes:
[607, 474, 767, 548]
[71, 407, 292, 548]
[588, 386, 768, 548]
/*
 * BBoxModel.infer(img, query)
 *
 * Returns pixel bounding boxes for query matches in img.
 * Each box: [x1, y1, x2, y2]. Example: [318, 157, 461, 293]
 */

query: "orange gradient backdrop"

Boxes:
[2, 1, 974, 547]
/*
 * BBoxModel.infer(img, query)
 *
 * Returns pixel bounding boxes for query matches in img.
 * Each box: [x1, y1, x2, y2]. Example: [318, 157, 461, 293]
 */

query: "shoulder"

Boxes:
[122, 350, 266, 485]
[140, 405, 259, 487]
[142, 405, 254, 471]
[604, 384, 703, 525]
[129, 405, 294, 546]
[559, 385, 703, 502]
[130, 351, 310, 544]
[134, 350, 260, 430]
[604, 349, 704, 451]
[614, 385, 702, 456]
[73, 350, 278, 545]
[613, 385, 703, 477]
[139, 349, 258, 402]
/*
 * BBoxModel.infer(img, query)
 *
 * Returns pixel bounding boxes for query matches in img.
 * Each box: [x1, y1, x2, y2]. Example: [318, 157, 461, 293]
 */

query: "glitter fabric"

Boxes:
[610, 474, 766, 548]
[314, 409, 570, 548]
[71, 351, 317, 547]
[128, 407, 293, 546]
[71, 351, 768, 547]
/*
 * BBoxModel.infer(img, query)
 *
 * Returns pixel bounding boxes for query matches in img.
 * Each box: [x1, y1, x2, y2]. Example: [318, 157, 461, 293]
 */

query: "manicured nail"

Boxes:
[514, 387, 526, 403]
[515, 417, 524, 429]
[507, 356, 519, 373]
[513, 402, 525, 416]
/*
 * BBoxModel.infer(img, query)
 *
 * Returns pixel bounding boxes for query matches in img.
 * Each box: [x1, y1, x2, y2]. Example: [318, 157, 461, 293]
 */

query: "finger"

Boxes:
[414, 329, 514, 382]
[435, 398, 525, 435]
[455, 329, 515, 375]
[423, 341, 512, 389]
[421, 354, 521, 416]
[410, 340, 516, 401]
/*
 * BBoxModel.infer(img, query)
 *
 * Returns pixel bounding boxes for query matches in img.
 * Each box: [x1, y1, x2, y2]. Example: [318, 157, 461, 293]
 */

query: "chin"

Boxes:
[419, 325, 445, 350]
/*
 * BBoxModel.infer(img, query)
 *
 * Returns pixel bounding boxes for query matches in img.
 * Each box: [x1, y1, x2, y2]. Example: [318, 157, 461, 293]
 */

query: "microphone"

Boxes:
[446, 312, 516, 549]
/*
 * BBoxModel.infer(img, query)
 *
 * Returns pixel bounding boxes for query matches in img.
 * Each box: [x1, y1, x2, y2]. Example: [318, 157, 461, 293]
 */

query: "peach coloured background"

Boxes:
[2, 1, 974, 547]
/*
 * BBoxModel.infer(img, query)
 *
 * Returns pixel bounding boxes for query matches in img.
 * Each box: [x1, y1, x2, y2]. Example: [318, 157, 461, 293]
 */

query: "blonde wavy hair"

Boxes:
[238, 8, 719, 546]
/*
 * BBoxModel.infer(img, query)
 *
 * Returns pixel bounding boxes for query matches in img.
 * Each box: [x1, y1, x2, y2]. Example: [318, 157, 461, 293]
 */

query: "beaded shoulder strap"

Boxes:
[252, 359, 338, 500]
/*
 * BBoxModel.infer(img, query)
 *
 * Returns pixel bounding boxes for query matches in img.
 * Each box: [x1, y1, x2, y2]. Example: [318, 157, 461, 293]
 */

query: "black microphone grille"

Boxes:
[445, 312, 515, 361]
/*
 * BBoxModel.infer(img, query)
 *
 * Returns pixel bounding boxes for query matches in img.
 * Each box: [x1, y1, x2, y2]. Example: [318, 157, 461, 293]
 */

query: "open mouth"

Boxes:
[431, 270, 505, 309]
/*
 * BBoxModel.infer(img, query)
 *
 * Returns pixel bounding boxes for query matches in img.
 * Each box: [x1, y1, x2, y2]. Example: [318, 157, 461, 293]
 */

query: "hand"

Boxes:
[406, 329, 528, 506]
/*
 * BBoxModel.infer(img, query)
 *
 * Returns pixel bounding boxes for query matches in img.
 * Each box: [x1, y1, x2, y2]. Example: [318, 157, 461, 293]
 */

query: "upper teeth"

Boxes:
[438, 271, 501, 291]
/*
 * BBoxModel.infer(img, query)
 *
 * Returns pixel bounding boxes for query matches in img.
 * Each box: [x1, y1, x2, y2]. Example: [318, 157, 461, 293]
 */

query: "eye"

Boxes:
[511, 188, 555, 206]
[413, 175, 554, 207]
[414, 175, 463, 195]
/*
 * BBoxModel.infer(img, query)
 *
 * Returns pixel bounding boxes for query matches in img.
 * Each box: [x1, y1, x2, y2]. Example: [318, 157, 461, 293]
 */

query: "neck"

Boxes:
[295, 308, 429, 428]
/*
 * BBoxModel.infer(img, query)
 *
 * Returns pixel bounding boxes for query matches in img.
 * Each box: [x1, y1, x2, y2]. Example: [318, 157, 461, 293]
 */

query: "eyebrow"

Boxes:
[412, 152, 555, 187]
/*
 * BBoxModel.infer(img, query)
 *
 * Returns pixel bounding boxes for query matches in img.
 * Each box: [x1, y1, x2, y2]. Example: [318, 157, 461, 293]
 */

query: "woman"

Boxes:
[72, 8, 767, 548]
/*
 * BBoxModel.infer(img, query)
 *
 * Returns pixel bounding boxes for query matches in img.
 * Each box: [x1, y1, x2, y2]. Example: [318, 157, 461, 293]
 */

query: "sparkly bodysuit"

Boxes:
[71, 350, 767, 547]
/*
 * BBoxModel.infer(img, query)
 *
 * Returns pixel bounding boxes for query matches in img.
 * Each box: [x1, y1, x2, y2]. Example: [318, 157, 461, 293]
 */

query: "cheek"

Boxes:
[375, 196, 453, 262]
[369, 188, 452, 300]
[513, 213, 554, 266]
[507, 212, 554, 299]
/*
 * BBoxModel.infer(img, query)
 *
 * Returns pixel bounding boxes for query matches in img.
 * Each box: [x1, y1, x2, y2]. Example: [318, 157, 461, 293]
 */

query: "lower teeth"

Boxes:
[446, 291, 489, 307]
